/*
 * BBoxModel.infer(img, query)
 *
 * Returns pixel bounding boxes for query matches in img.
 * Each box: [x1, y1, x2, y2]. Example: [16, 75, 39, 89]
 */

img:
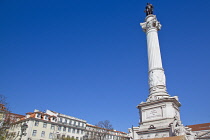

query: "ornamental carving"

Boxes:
[149, 69, 166, 88]
[140, 16, 161, 32]
[170, 117, 196, 140]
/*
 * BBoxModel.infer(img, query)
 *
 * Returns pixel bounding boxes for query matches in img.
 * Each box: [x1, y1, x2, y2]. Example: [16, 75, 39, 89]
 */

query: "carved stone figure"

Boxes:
[170, 117, 196, 140]
[144, 3, 153, 16]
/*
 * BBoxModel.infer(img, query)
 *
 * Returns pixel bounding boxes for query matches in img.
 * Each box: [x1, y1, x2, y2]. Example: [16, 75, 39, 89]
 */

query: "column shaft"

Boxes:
[140, 15, 169, 101]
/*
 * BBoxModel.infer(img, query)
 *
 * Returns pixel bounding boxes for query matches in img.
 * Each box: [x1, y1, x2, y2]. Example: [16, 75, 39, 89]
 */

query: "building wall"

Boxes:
[7, 109, 129, 140]
[86, 124, 129, 140]
[8, 110, 86, 140]
[187, 123, 210, 140]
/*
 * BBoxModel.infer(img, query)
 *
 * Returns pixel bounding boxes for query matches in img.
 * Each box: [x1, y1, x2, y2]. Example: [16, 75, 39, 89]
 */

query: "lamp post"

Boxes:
[20, 123, 28, 140]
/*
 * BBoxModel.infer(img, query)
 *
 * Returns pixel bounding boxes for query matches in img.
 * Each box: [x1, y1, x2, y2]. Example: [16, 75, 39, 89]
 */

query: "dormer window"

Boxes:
[45, 115, 48, 120]
[37, 113, 41, 118]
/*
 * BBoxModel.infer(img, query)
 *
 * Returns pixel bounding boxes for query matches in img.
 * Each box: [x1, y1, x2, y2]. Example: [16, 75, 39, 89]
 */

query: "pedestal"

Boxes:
[136, 97, 181, 139]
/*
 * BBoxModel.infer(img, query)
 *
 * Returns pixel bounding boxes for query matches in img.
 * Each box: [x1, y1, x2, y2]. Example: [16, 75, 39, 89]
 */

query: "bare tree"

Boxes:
[96, 120, 113, 140]
[0, 94, 20, 139]
[0, 94, 10, 139]
[86, 120, 114, 140]
[96, 120, 113, 130]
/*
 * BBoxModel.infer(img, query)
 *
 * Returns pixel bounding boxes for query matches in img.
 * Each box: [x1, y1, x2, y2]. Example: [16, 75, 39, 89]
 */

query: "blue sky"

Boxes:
[0, 0, 210, 132]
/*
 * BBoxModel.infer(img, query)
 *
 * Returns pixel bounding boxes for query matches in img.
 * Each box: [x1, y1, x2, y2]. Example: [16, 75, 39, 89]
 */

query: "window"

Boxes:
[81, 130, 83, 134]
[63, 127, 66, 131]
[82, 123, 84, 127]
[37, 113, 41, 118]
[69, 120, 72, 125]
[72, 128, 75, 133]
[49, 133, 53, 139]
[76, 137, 79, 140]
[78, 122, 80, 126]
[65, 119, 67, 124]
[43, 122, 47, 128]
[60, 118, 62, 123]
[68, 128, 71, 132]
[34, 121, 39, 126]
[45, 115, 48, 120]
[58, 126, 61, 131]
[41, 131, 45, 137]
[51, 124, 55, 130]
[32, 130, 37, 136]
[77, 129, 80, 134]
[74, 121, 76, 126]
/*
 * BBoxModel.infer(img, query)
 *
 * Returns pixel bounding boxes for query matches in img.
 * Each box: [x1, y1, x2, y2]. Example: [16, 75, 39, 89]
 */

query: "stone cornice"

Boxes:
[139, 117, 174, 124]
[136, 127, 170, 135]
[137, 97, 181, 109]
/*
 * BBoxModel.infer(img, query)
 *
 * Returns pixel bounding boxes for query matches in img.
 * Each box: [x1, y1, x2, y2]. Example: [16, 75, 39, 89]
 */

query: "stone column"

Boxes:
[140, 15, 169, 101]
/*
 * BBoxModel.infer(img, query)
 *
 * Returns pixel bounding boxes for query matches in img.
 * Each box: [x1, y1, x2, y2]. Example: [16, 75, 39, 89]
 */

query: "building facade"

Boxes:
[0, 104, 7, 128]
[86, 123, 129, 140]
[7, 109, 129, 140]
[0, 104, 25, 139]
[187, 123, 210, 140]
[8, 109, 87, 140]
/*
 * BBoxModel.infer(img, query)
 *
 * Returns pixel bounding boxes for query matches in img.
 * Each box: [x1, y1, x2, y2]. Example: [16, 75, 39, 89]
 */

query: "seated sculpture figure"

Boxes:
[170, 116, 196, 140]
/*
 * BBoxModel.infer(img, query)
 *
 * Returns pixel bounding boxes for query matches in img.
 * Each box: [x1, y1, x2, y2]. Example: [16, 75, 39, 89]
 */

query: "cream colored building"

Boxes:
[187, 123, 210, 140]
[86, 123, 129, 140]
[8, 109, 86, 140]
[7, 109, 129, 140]
[0, 104, 7, 128]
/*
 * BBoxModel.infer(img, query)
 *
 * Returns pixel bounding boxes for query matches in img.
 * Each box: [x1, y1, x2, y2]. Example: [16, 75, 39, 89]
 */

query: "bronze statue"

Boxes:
[144, 3, 153, 16]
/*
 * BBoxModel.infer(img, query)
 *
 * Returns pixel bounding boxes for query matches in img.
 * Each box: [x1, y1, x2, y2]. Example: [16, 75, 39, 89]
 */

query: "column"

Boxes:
[140, 15, 169, 102]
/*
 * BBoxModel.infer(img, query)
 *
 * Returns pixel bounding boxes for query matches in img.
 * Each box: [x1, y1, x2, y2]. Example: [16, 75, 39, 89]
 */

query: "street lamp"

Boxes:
[20, 123, 28, 140]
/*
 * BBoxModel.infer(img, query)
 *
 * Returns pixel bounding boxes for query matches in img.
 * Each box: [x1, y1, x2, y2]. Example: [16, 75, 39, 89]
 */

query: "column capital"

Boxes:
[140, 15, 161, 33]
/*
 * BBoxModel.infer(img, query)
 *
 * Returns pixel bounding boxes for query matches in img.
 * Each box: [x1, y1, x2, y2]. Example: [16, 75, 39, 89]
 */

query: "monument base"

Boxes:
[135, 97, 195, 140]
[139, 135, 187, 140]
[136, 97, 181, 139]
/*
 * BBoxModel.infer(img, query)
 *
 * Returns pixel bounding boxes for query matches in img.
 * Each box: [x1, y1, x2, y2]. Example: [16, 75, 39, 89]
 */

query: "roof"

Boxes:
[8, 113, 24, 118]
[86, 123, 127, 134]
[5, 113, 25, 123]
[138, 135, 186, 140]
[187, 123, 210, 131]
[0, 104, 6, 111]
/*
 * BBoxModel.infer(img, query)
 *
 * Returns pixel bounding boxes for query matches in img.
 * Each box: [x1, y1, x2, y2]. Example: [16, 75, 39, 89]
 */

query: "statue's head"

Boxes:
[147, 3, 150, 5]
[177, 120, 182, 125]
